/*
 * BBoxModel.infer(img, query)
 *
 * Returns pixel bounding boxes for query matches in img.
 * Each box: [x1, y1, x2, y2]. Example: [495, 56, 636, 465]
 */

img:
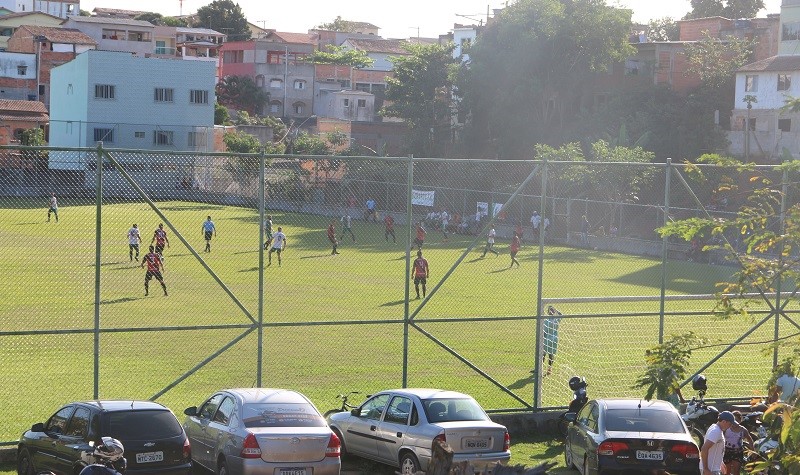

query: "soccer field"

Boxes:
[0, 199, 780, 444]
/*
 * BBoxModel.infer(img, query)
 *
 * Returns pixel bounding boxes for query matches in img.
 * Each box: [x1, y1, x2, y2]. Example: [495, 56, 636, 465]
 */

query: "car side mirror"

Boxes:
[31, 422, 45, 432]
[563, 412, 577, 423]
[350, 408, 360, 417]
[184, 406, 198, 416]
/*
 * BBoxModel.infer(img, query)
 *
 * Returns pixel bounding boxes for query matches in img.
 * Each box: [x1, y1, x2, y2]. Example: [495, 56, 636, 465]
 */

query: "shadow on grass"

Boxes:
[507, 374, 535, 390]
[98, 296, 141, 305]
[160, 205, 226, 212]
[380, 299, 406, 307]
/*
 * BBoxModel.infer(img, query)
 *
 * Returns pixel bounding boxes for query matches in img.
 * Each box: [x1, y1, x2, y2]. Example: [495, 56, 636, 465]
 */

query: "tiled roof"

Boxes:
[0, 11, 62, 21]
[176, 27, 225, 36]
[17, 25, 97, 45]
[0, 100, 48, 113]
[346, 38, 409, 54]
[0, 112, 49, 121]
[738, 55, 800, 73]
[269, 31, 317, 44]
[66, 16, 154, 28]
[349, 21, 379, 29]
[92, 7, 151, 17]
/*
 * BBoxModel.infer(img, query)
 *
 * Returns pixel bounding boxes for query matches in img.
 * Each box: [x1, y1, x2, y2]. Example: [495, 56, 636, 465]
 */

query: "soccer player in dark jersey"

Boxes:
[327, 220, 339, 255]
[509, 232, 521, 268]
[412, 250, 429, 299]
[140, 245, 167, 296]
[413, 222, 426, 250]
[151, 223, 170, 257]
[384, 214, 396, 243]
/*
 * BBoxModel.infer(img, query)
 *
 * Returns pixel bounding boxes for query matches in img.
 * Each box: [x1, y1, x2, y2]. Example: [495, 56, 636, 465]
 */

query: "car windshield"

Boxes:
[108, 410, 183, 439]
[605, 408, 686, 433]
[242, 403, 326, 428]
[422, 398, 489, 423]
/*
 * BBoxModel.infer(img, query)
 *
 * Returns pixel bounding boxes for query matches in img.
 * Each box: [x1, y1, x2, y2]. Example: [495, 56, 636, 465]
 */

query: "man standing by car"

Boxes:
[700, 411, 735, 475]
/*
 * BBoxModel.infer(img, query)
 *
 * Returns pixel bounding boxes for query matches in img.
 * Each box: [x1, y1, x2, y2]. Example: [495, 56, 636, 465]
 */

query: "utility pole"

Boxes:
[179, 0, 183, 16]
[743, 95, 757, 162]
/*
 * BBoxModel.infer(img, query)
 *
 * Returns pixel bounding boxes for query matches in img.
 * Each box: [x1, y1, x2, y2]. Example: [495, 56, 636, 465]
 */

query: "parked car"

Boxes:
[327, 388, 510, 474]
[17, 400, 192, 475]
[182, 388, 340, 475]
[563, 398, 700, 475]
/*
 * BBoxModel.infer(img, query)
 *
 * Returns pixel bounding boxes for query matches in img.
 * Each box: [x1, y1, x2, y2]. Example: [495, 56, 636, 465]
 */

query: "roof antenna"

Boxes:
[179, 0, 183, 16]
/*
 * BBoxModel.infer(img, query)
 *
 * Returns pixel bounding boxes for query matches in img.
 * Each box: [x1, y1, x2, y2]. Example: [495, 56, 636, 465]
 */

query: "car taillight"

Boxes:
[671, 443, 700, 459]
[432, 433, 447, 451]
[326, 432, 341, 458]
[503, 431, 510, 451]
[598, 441, 629, 456]
[182, 438, 191, 460]
[240, 433, 262, 458]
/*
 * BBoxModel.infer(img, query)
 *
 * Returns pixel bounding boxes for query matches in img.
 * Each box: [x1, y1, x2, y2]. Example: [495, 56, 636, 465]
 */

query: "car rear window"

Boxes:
[107, 410, 183, 439]
[605, 409, 686, 433]
[422, 398, 489, 423]
[242, 403, 326, 428]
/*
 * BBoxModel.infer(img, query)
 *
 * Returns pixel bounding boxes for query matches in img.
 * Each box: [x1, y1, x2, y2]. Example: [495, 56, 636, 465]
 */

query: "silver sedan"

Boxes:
[327, 388, 510, 474]
[183, 388, 341, 475]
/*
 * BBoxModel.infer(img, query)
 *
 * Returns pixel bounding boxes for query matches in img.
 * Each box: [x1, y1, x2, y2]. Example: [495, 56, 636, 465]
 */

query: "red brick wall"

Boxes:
[352, 69, 393, 83]
[679, 17, 734, 41]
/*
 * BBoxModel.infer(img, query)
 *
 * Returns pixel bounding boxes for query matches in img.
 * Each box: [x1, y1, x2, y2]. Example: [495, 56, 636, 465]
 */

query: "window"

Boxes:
[95, 84, 115, 99]
[154, 87, 174, 102]
[293, 80, 306, 90]
[779, 119, 792, 132]
[355, 82, 370, 92]
[783, 22, 800, 41]
[213, 398, 235, 425]
[779, 74, 792, 91]
[745, 75, 758, 92]
[293, 102, 305, 114]
[222, 50, 243, 63]
[269, 101, 281, 114]
[188, 131, 207, 147]
[46, 406, 74, 433]
[65, 407, 91, 437]
[343, 98, 350, 107]
[255, 75, 265, 87]
[269, 78, 283, 88]
[357, 99, 366, 108]
[190, 90, 208, 104]
[153, 130, 174, 146]
[17, 65, 27, 75]
[384, 396, 412, 425]
[93, 128, 114, 143]
[358, 394, 390, 420]
[134, 131, 145, 138]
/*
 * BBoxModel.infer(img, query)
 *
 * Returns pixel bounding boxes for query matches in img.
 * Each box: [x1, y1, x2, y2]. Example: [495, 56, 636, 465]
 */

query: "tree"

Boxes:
[633, 333, 706, 401]
[457, 0, 633, 158]
[135, 12, 189, 26]
[686, 0, 765, 19]
[382, 42, 457, 156]
[309, 45, 373, 69]
[223, 130, 282, 186]
[316, 16, 360, 32]
[214, 102, 230, 125]
[647, 17, 679, 41]
[196, 0, 249, 40]
[216, 75, 268, 115]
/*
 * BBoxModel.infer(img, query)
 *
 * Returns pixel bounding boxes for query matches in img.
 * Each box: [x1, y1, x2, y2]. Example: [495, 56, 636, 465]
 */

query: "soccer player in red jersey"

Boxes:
[510, 232, 521, 268]
[412, 250, 429, 299]
[327, 220, 339, 255]
[151, 223, 170, 257]
[384, 214, 396, 243]
[140, 245, 167, 296]
[413, 221, 426, 250]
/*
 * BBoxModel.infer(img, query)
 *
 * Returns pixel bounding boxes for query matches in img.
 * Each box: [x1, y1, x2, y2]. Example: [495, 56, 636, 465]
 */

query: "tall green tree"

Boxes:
[316, 16, 361, 32]
[457, 0, 633, 158]
[216, 75, 268, 115]
[309, 45, 373, 69]
[382, 42, 457, 156]
[196, 0, 249, 40]
[686, 0, 765, 19]
[647, 17, 679, 41]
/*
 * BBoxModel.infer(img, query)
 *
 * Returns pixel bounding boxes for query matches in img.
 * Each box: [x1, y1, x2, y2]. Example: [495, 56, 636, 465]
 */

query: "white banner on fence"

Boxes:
[412, 189, 435, 206]
[476, 202, 504, 217]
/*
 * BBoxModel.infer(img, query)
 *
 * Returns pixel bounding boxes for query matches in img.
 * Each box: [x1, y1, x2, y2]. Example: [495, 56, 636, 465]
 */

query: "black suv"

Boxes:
[17, 400, 192, 475]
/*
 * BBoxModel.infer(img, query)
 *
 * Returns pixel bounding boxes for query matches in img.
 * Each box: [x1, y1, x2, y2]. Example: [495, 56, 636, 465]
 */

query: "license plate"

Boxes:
[464, 437, 489, 449]
[135, 451, 164, 463]
[278, 469, 307, 475]
[636, 450, 664, 461]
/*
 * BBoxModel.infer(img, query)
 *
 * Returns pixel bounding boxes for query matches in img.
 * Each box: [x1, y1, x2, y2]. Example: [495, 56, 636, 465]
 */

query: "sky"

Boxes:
[77, 0, 784, 39]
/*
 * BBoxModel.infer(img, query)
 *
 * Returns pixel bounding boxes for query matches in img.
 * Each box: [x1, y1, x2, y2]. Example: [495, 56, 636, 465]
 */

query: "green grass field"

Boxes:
[0, 199, 782, 445]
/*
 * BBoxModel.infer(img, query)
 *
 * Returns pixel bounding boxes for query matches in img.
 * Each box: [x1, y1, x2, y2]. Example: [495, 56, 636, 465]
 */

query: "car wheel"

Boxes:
[17, 448, 34, 475]
[399, 452, 420, 475]
[332, 428, 347, 456]
[564, 439, 574, 469]
[217, 459, 227, 475]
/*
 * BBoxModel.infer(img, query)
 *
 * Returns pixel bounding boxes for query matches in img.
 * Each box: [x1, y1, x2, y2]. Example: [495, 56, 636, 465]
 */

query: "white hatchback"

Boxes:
[327, 388, 510, 474]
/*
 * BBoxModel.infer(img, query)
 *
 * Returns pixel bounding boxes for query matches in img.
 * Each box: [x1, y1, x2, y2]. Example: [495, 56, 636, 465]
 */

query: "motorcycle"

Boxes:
[681, 374, 719, 445]
[558, 376, 588, 436]
[79, 437, 126, 475]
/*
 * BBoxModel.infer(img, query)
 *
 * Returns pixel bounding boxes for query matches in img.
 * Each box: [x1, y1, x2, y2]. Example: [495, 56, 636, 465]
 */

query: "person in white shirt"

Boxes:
[775, 373, 800, 403]
[127, 224, 142, 262]
[481, 227, 499, 257]
[700, 411, 735, 475]
[268, 227, 287, 267]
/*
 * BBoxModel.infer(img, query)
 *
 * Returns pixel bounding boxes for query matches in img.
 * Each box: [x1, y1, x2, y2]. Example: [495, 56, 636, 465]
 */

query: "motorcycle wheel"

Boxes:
[690, 426, 705, 447]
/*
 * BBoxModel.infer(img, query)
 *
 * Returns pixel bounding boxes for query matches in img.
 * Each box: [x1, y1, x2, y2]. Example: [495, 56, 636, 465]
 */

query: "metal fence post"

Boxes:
[534, 158, 547, 409]
[257, 149, 266, 386]
[93, 141, 103, 399]
[775, 167, 788, 368]
[659, 158, 672, 344]
[403, 155, 414, 388]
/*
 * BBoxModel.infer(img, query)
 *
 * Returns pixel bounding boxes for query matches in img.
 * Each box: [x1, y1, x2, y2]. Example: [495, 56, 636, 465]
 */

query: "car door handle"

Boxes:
[396, 432, 402, 438]
[370, 425, 377, 431]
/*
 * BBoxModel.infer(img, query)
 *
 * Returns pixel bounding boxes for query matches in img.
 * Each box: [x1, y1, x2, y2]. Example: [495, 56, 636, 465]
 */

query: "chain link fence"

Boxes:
[1, 144, 797, 445]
